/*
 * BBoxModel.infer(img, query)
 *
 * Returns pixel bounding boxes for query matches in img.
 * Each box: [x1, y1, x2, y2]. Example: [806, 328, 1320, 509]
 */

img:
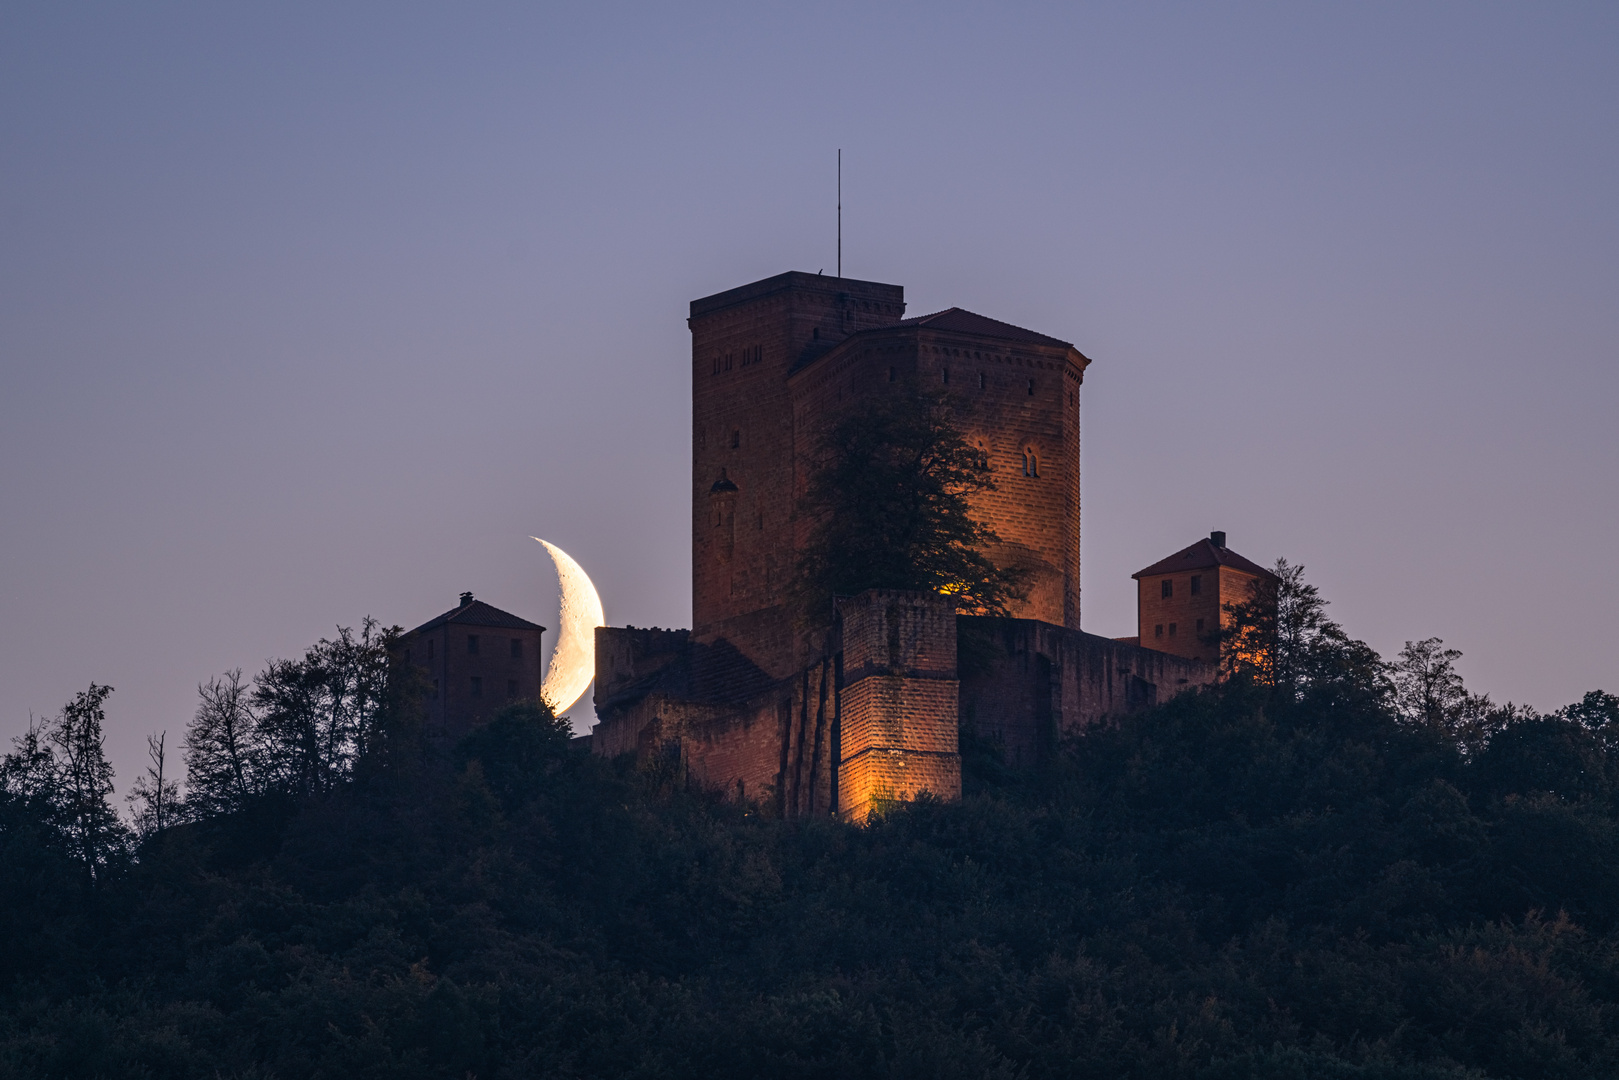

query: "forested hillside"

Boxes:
[5, 576, 1619, 1079]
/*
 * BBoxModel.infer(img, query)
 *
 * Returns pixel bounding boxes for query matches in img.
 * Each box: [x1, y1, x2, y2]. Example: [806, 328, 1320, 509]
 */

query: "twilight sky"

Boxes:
[2, 2, 1615, 782]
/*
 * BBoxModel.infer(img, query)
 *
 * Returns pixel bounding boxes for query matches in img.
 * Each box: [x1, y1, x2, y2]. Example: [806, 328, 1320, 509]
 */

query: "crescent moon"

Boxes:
[532, 538, 605, 715]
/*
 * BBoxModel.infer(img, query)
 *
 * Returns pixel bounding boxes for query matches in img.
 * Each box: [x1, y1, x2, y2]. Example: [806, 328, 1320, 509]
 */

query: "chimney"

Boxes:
[459, 591, 474, 607]
[1210, 531, 1226, 549]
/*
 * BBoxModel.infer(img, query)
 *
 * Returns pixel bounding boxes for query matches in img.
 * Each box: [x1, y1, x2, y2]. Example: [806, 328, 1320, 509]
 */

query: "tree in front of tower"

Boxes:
[791, 382, 1028, 624]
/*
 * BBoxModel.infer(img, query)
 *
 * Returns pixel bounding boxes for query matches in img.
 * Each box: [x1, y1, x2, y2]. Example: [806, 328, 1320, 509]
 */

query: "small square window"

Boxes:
[507, 679, 518, 697]
[1161, 579, 1173, 599]
[1168, 623, 1177, 637]
[1190, 575, 1202, 596]
[1154, 624, 1164, 638]
[467, 635, 479, 655]
[470, 676, 482, 698]
[510, 638, 522, 658]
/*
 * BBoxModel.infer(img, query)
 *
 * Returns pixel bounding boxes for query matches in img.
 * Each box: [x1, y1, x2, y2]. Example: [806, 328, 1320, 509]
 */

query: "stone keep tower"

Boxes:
[1133, 532, 1277, 664]
[690, 272, 906, 679]
[689, 271, 1091, 681]
[592, 269, 1222, 821]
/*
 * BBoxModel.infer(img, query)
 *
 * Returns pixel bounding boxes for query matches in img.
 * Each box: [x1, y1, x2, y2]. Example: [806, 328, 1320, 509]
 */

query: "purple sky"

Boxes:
[3, 3, 1615, 785]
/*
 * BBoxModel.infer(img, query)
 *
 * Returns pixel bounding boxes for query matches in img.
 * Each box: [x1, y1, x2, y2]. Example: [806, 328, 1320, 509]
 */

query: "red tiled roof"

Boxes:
[407, 598, 545, 636]
[1132, 538, 1275, 581]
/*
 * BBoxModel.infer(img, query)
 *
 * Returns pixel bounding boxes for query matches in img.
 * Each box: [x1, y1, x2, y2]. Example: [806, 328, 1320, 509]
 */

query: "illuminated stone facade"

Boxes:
[1132, 533, 1277, 666]
[592, 271, 1219, 820]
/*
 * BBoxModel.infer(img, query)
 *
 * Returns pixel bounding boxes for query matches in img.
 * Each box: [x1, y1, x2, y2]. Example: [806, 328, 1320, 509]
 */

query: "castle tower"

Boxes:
[788, 308, 1090, 630]
[397, 593, 546, 740]
[1132, 532, 1276, 664]
[689, 272, 906, 677]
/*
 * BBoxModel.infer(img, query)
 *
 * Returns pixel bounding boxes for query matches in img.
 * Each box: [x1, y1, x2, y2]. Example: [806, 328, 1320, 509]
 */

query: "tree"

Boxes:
[126, 731, 183, 840]
[0, 717, 63, 820]
[1393, 637, 1468, 729]
[792, 383, 1028, 621]
[1563, 690, 1619, 743]
[456, 699, 574, 810]
[184, 620, 413, 814]
[183, 669, 260, 816]
[1390, 637, 1508, 752]
[252, 619, 395, 800]
[3, 685, 133, 886]
[1220, 558, 1390, 710]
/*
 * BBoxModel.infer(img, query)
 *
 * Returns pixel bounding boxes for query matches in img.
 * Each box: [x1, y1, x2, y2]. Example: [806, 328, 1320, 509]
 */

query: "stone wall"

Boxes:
[689, 273, 906, 677]
[835, 590, 962, 820]
[959, 616, 1216, 768]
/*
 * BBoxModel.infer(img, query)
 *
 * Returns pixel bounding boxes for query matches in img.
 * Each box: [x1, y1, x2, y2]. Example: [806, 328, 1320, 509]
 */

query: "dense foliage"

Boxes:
[792, 382, 1029, 621]
[5, 595, 1619, 1077]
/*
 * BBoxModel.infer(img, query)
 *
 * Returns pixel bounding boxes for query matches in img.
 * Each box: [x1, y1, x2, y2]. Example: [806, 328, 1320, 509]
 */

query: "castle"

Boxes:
[584, 270, 1273, 820]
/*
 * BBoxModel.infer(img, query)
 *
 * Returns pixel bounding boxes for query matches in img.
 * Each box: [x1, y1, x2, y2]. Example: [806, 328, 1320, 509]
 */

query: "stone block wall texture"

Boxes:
[595, 626, 690, 706]
[690, 273, 906, 678]
[1136, 564, 1266, 665]
[959, 616, 1217, 768]
[585, 271, 1211, 821]
[836, 590, 961, 820]
[398, 621, 545, 743]
[788, 324, 1087, 633]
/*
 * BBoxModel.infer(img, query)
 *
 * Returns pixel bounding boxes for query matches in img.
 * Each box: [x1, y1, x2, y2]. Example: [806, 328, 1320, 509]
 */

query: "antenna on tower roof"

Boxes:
[837, 149, 842, 280]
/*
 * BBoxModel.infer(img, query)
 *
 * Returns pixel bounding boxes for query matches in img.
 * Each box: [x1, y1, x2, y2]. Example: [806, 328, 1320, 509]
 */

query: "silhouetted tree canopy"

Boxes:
[793, 382, 1028, 621]
[5, 582, 1619, 1078]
